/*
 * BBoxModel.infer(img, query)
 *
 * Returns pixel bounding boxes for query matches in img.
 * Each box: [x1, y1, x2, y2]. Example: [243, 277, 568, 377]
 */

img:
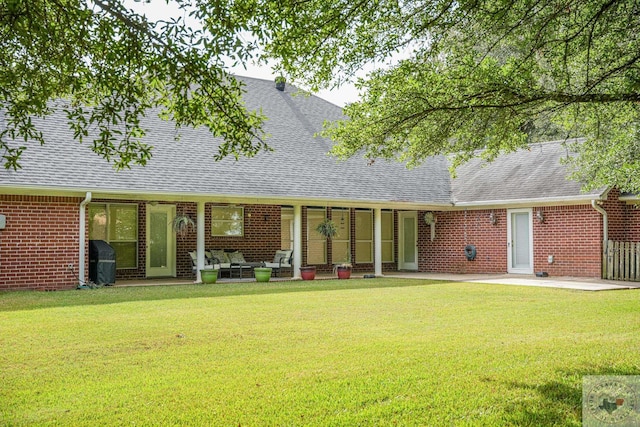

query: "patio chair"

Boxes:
[263, 250, 293, 277]
[209, 249, 232, 278]
[189, 251, 218, 275]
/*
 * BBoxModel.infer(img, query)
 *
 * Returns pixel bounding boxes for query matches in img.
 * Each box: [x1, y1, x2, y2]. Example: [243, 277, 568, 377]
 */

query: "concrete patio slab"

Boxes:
[385, 272, 640, 291]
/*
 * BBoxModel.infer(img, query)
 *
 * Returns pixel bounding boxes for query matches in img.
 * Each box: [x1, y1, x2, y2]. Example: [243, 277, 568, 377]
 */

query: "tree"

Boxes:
[261, 0, 640, 192]
[0, 0, 270, 170]
[5, 0, 640, 194]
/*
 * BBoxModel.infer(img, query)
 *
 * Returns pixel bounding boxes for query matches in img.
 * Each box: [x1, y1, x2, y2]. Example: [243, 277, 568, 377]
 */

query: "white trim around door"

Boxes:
[507, 208, 533, 274]
[398, 211, 418, 271]
[146, 204, 176, 277]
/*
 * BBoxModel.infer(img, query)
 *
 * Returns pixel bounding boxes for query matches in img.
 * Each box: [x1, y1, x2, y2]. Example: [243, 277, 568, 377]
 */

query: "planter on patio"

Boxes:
[200, 269, 218, 284]
[336, 265, 351, 279]
[254, 267, 272, 282]
[300, 266, 316, 280]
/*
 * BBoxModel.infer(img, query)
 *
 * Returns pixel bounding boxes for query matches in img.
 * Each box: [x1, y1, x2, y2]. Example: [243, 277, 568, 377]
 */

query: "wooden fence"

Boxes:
[604, 240, 640, 281]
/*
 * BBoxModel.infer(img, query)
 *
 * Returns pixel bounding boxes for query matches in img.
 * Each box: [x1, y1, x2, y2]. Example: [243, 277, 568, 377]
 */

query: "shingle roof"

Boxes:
[0, 77, 604, 207]
[451, 139, 604, 204]
[0, 77, 452, 207]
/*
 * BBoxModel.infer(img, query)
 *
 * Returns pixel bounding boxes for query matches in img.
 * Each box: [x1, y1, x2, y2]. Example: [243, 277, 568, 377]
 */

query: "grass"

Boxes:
[0, 278, 638, 426]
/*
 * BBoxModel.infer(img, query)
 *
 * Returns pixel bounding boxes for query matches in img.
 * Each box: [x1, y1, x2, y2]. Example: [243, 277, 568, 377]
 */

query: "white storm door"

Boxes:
[398, 211, 418, 271]
[507, 209, 533, 274]
[146, 204, 176, 277]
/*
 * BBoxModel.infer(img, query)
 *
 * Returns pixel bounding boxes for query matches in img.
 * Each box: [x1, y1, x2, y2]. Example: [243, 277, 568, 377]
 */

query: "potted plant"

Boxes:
[315, 218, 338, 240]
[254, 267, 272, 282]
[335, 264, 351, 279]
[300, 266, 316, 280]
[200, 268, 218, 284]
[310, 218, 339, 280]
[334, 250, 352, 279]
[172, 213, 195, 238]
[275, 76, 286, 91]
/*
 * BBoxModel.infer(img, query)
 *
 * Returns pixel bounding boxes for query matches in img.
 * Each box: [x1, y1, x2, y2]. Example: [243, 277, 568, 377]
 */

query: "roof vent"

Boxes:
[275, 77, 286, 91]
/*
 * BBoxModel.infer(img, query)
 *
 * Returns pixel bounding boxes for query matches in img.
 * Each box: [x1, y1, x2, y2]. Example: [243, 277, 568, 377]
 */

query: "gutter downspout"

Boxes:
[591, 200, 607, 279]
[79, 192, 92, 286]
[591, 200, 608, 244]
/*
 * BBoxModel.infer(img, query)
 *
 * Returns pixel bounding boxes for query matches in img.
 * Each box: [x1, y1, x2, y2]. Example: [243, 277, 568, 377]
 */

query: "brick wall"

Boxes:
[420, 209, 507, 274]
[419, 205, 605, 278]
[173, 203, 283, 279]
[5, 193, 634, 290]
[0, 195, 82, 290]
[533, 205, 602, 277]
[604, 188, 640, 241]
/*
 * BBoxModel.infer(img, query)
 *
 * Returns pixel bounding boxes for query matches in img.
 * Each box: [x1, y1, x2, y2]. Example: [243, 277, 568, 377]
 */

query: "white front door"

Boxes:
[398, 211, 418, 271]
[507, 208, 533, 274]
[146, 204, 176, 277]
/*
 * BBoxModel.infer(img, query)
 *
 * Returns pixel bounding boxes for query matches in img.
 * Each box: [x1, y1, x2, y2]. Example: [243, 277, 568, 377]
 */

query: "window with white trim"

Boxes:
[307, 209, 326, 264]
[355, 210, 373, 263]
[211, 206, 244, 237]
[382, 210, 394, 262]
[88, 203, 138, 269]
[331, 208, 351, 263]
[281, 207, 293, 250]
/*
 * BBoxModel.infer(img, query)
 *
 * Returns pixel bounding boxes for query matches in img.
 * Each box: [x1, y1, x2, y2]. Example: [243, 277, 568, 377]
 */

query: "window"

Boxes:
[332, 208, 350, 263]
[281, 207, 294, 250]
[355, 210, 373, 263]
[88, 203, 138, 269]
[211, 206, 244, 236]
[382, 210, 394, 262]
[307, 209, 326, 264]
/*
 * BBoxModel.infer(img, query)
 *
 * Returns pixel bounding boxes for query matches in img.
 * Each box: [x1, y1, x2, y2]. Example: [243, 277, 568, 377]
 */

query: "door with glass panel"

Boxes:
[507, 209, 533, 274]
[398, 211, 418, 270]
[146, 204, 176, 277]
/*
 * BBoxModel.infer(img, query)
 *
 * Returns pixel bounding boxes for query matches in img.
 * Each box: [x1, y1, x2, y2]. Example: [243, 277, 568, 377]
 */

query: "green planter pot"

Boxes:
[254, 267, 272, 282]
[200, 269, 218, 284]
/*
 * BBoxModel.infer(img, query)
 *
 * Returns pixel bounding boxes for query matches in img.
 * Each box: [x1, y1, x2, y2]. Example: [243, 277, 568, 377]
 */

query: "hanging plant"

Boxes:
[315, 218, 338, 240]
[172, 214, 195, 238]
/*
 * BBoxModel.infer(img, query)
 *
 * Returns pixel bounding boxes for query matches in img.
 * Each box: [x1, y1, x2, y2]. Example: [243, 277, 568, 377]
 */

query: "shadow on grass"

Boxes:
[500, 366, 640, 426]
[0, 278, 449, 312]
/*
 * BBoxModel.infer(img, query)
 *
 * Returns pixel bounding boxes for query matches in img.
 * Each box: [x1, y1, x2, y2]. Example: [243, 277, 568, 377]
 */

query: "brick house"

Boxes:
[0, 77, 636, 290]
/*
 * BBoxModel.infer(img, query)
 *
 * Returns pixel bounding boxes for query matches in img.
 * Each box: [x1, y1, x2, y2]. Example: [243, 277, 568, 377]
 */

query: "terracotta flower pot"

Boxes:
[300, 266, 316, 280]
[336, 266, 351, 279]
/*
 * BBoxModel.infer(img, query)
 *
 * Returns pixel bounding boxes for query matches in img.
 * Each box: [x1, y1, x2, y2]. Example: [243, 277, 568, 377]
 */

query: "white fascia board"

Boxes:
[450, 194, 606, 210]
[0, 184, 453, 210]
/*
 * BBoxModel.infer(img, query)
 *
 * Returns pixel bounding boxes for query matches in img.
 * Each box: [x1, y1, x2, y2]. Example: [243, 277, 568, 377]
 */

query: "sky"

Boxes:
[124, 0, 361, 107]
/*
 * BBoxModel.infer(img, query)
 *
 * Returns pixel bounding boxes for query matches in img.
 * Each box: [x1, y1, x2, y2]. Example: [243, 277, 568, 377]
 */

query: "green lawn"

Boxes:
[1, 279, 638, 426]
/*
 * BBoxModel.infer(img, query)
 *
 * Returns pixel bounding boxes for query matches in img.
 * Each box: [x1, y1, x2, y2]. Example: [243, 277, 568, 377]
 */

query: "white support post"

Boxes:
[293, 205, 302, 279]
[374, 207, 383, 277]
[196, 201, 205, 283]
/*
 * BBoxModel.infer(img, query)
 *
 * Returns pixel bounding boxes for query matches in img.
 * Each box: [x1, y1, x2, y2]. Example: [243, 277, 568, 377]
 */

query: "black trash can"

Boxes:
[89, 240, 116, 285]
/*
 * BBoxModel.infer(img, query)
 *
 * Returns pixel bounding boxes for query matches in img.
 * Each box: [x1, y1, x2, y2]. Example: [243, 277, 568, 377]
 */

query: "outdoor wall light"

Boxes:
[536, 210, 545, 223]
[489, 211, 497, 226]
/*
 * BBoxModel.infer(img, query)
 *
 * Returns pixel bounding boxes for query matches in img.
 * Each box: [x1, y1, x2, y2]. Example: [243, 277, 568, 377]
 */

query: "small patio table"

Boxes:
[230, 262, 265, 278]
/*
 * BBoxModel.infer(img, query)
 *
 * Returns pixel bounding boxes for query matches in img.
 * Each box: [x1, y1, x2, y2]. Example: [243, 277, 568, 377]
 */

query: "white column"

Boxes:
[374, 207, 383, 277]
[79, 192, 92, 286]
[293, 204, 302, 279]
[196, 201, 205, 283]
